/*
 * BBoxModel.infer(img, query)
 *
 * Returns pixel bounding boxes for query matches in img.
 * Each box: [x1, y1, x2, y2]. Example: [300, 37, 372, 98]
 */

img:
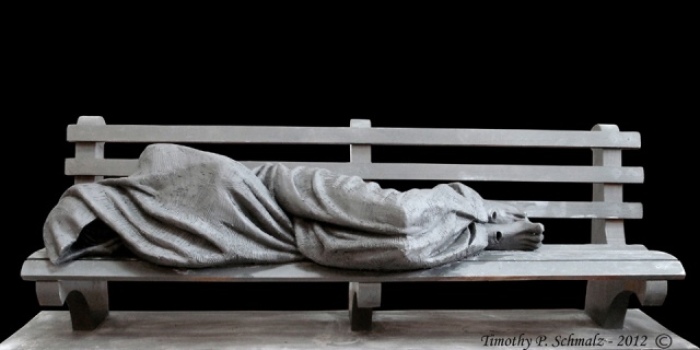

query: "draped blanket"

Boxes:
[44, 144, 492, 270]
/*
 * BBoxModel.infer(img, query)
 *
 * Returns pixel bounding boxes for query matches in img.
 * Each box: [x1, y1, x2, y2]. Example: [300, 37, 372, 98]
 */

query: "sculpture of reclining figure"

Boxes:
[43, 144, 544, 271]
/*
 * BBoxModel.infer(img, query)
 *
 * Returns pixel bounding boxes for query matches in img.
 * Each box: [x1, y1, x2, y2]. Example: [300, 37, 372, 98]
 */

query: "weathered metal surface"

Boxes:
[67, 124, 642, 148]
[2, 310, 696, 349]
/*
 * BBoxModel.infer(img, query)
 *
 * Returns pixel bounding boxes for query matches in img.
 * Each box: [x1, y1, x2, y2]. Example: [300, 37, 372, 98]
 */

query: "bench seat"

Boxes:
[22, 245, 684, 282]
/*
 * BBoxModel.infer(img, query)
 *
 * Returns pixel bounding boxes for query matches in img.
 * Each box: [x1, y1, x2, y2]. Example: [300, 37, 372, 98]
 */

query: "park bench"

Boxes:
[20, 116, 686, 337]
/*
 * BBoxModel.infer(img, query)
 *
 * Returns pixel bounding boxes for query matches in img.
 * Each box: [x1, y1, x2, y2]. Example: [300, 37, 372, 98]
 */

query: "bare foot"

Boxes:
[484, 220, 545, 251]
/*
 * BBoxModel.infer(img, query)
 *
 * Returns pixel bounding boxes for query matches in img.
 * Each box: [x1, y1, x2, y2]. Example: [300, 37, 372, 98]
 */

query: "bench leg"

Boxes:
[348, 282, 381, 331]
[585, 280, 667, 329]
[36, 281, 109, 330]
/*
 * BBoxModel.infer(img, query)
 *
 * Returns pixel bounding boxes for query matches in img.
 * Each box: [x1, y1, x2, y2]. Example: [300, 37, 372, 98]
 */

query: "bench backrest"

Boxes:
[66, 116, 642, 246]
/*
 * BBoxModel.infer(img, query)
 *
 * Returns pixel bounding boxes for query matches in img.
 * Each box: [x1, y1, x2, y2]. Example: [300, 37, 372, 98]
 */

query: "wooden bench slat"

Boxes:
[22, 246, 684, 282]
[65, 159, 644, 184]
[67, 125, 642, 149]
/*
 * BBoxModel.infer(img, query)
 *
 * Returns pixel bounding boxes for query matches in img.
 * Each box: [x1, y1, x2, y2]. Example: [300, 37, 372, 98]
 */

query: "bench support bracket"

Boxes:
[349, 282, 381, 331]
[36, 280, 109, 330]
[585, 280, 667, 329]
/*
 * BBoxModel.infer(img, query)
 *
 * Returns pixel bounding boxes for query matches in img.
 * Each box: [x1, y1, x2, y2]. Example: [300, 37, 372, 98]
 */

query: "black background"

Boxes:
[4, 12, 697, 346]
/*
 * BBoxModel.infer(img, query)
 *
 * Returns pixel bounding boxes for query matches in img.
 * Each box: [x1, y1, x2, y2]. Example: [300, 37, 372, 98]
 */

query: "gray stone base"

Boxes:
[2, 309, 696, 349]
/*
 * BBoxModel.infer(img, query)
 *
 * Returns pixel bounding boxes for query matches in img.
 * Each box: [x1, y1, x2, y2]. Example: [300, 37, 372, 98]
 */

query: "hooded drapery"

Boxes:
[44, 144, 492, 271]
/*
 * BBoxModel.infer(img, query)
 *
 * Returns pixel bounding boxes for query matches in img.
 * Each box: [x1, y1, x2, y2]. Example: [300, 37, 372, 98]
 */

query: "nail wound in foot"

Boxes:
[486, 221, 545, 251]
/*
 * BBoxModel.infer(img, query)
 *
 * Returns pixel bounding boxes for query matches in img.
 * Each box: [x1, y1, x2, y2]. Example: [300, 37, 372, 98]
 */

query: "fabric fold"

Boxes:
[44, 144, 492, 270]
